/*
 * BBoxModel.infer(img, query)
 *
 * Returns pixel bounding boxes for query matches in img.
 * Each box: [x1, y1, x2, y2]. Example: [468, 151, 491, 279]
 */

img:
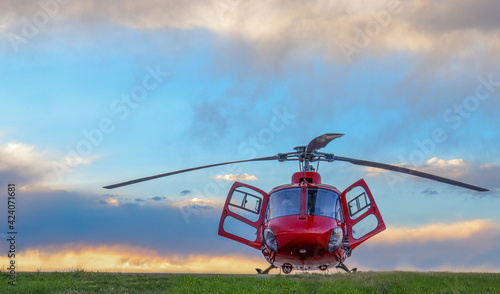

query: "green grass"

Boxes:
[1, 270, 499, 294]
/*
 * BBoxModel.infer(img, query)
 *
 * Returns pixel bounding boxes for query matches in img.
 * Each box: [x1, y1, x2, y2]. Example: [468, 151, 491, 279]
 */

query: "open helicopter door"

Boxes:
[341, 179, 386, 250]
[218, 182, 268, 250]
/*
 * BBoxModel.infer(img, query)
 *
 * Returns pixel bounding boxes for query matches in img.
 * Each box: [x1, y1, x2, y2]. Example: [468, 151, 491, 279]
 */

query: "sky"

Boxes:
[0, 0, 499, 274]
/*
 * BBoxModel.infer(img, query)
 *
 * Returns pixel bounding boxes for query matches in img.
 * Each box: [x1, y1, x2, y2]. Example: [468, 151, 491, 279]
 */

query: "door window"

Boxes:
[351, 214, 379, 239]
[222, 215, 258, 242]
[228, 186, 263, 222]
[344, 186, 371, 219]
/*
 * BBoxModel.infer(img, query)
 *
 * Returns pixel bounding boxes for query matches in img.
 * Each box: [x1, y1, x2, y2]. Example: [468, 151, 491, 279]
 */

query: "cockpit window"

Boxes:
[306, 188, 342, 221]
[266, 188, 301, 221]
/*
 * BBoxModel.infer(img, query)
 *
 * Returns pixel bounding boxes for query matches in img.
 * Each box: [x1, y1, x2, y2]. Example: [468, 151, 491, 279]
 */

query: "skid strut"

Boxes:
[336, 262, 357, 273]
[256, 264, 277, 275]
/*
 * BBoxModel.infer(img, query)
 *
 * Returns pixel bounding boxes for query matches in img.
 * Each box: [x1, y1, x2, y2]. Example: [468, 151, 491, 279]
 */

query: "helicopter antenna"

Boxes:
[103, 133, 489, 192]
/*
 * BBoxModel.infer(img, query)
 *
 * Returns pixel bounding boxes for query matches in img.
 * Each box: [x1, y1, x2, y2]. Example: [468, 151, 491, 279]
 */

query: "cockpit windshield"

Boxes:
[266, 188, 301, 220]
[306, 188, 343, 221]
[265, 187, 343, 221]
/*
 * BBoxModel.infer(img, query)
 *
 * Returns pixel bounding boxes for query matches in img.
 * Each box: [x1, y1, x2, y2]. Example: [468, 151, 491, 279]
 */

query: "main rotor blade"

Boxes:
[334, 156, 489, 192]
[306, 133, 344, 152]
[103, 155, 277, 189]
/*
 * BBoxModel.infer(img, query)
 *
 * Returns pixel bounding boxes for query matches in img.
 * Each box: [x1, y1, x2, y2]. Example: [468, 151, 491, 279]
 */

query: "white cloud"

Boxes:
[212, 173, 258, 181]
[426, 157, 467, 168]
[421, 157, 470, 178]
[480, 163, 500, 169]
[171, 196, 223, 210]
[0, 141, 100, 187]
[416, 157, 498, 190]
[0, 142, 39, 167]
[364, 166, 385, 177]
[0, 142, 55, 184]
[63, 154, 101, 167]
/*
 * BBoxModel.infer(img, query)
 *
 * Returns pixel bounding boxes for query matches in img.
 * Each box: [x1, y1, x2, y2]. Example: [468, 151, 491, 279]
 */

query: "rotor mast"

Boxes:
[293, 146, 316, 172]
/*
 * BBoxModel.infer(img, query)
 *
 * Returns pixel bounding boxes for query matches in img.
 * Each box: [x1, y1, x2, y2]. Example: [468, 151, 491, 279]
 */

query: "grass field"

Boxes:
[1, 270, 500, 293]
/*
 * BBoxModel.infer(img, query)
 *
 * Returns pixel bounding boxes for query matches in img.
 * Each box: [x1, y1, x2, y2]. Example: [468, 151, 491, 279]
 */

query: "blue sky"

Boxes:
[1, 0, 499, 273]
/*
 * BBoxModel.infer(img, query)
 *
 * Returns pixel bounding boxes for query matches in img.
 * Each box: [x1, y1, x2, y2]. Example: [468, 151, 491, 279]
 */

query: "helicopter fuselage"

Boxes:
[218, 171, 386, 274]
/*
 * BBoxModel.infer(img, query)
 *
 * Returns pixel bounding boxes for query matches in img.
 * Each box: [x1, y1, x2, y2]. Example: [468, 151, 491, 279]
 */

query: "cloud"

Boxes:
[416, 158, 500, 191]
[180, 190, 192, 196]
[9, 189, 239, 257]
[62, 154, 101, 167]
[212, 173, 258, 181]
[363, 157, 499, 191]
[469, 163, 500, 191]
[171, 197, 222, 211]
[150, 196, 167, 201]
[97, 194, 122, 206]
[0, 141, 101, 188]
[480, 163, 500, 169]
[0, 142, 57, 184]
[420, 188, 438, 196]
[2, 0, 499, 66]
[422, 157, 469, 178]
[3, 0, 498, 133]
[364, 166, 385, 177]
[363, 163, 410, 177]
[0, 244, 263, 273]
[407, 0, 500, 32]
[99, 198, 119, 207]
[350, 219, 500, 272]
[370, 219, 495, 244]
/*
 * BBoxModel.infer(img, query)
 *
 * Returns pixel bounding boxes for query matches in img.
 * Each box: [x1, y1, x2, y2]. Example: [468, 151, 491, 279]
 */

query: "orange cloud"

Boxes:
[368, 219, 498, 245]
[1, 244, 263, 273]
[346, 219, 500, 272]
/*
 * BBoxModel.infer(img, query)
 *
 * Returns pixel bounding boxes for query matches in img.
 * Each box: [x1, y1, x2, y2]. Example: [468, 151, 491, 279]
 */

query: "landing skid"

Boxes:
[256, 264, 276, 275]
[336, 262, 357, 273]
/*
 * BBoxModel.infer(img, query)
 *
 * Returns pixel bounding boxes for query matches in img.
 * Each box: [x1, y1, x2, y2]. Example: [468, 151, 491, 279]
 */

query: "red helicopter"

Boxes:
[104, 134, 488, 274]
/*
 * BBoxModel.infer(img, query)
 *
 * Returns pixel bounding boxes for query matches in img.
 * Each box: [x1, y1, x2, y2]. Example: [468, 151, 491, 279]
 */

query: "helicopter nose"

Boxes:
[268, 216, 342, 256]
[292, 242, 323, 257]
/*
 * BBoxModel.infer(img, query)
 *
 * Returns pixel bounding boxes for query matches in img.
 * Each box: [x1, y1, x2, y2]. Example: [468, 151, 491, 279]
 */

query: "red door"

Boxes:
[340, 179, 386, 250]
[218, 182, 269, 250]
